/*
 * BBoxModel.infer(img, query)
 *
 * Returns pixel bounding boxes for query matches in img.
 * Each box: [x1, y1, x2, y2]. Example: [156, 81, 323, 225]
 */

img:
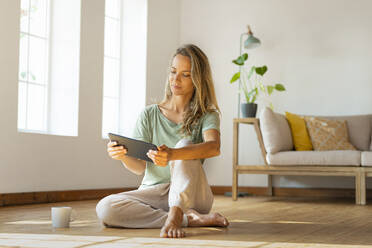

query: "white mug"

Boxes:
[51, 207, 73, 228]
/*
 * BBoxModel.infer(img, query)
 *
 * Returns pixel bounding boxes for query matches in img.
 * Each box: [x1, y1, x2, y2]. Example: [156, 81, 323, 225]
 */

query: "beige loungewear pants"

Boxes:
[96, 139, 214, 228]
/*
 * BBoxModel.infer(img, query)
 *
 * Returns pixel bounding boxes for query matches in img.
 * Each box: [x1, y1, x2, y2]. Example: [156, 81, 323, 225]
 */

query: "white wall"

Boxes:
[180, 0, 372, 188]
[1, 0, 372, 194]
[146, 0, 180, 105]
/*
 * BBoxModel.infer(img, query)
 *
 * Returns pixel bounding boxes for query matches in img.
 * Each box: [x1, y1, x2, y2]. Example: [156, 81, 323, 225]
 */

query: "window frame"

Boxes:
[18, 0, 51, 134]
[102, 0, 123, 138]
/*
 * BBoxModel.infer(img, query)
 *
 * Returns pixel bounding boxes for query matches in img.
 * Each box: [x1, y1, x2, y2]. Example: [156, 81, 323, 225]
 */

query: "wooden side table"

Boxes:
[232, 118, 272, 200]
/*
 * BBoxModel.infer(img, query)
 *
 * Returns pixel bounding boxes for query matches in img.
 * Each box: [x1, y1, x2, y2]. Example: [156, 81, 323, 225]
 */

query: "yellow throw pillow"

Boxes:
[285, 112, 313, 151]
[304, 117, 356, 151]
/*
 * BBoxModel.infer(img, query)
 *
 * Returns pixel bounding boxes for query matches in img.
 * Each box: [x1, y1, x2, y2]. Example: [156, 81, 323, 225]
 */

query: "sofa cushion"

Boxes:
[285, 112, 313, 151]
[266, 150, 361, 166]
[361, 152, 372, 166]
[304, 117, 356, 151]
[260, 107, 293, 154]
[316, 115, 371, 151]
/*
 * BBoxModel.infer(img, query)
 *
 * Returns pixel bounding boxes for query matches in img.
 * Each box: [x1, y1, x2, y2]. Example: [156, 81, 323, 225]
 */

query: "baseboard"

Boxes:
[0, 188, 136, 207]
[1, 186, 371, 207]
[211, 186, 359, 198]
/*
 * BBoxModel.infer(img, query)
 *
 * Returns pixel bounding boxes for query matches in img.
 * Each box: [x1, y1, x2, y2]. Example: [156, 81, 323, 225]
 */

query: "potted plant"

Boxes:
[230, 53, 286, 117]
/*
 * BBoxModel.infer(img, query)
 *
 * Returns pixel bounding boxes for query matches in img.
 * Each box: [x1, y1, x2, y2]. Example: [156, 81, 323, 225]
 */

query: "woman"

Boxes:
[96, 44, 229, 238]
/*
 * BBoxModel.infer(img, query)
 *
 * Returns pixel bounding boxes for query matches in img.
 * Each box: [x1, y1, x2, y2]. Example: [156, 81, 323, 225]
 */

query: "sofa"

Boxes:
[232, 107, 372, 205]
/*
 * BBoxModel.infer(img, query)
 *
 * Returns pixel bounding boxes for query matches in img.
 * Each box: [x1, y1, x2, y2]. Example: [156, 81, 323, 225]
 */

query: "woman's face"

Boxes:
[169, 54, 194, 97]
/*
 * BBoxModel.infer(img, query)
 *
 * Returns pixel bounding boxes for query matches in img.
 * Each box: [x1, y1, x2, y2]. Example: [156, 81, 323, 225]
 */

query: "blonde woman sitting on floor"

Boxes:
[96, 44, 229, 238]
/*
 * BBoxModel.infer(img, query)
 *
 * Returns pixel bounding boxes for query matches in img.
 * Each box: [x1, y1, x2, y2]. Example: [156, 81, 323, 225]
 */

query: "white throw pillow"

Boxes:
[259, 107, 293, 154]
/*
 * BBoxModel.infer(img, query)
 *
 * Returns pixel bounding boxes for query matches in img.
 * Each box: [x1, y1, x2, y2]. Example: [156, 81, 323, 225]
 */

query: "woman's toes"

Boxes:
[160, 227, 168, 238]
[225, 218, 230, 226]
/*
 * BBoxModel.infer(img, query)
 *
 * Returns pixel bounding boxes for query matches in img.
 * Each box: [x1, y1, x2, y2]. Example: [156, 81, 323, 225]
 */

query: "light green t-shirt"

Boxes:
[132, 104, 220, 188]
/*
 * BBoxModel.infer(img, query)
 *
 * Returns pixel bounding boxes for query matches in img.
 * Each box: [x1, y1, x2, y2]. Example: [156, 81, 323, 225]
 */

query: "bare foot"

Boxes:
[186, 209, 229, 227]
[160, 206, 186, 238]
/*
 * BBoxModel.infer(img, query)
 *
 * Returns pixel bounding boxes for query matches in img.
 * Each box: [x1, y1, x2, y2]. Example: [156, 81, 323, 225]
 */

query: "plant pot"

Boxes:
[241, 103, 257, 118]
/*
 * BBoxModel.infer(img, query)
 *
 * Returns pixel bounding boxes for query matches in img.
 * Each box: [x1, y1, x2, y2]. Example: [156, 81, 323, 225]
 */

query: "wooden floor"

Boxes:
[0, 195, 372, 247]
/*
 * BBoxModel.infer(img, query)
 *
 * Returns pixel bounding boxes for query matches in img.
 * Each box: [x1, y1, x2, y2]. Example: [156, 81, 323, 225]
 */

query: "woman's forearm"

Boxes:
[170, 141, 220, 161]
[120, 156, 146, 175]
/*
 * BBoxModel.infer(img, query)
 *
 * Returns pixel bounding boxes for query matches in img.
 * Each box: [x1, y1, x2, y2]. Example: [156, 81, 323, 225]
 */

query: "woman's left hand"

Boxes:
[147, 144, 173, 167]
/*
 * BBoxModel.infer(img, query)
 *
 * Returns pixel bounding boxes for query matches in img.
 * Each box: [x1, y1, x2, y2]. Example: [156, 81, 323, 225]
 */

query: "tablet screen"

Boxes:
[108, 133, 158, 163]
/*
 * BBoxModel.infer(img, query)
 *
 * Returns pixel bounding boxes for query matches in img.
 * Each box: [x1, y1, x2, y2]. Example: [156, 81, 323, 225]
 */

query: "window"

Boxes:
[102, 0, 121, 138]
[18, 0, 81, 136]
[18, 0, 50, 132]
[102, 0, 147, 139]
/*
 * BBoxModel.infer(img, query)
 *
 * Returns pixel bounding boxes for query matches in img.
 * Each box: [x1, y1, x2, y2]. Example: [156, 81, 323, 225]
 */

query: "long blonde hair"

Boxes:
[160, 44, 220, 136]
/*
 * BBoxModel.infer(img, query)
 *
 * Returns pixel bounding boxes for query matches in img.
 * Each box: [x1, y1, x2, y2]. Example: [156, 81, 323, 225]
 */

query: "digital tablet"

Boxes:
[108, 133, 158, 163]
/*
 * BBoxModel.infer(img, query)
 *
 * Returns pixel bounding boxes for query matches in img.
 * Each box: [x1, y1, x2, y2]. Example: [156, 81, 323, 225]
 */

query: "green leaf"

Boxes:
[267, 85, 274, 95]
[255, 65, 268, 76]
[246, 87, 258, 103]
[232, 53, 248, 66]
[242, 53, 248, 61]
[244, 91, 250, 103]
[247, 66, 255, 80]
[232, 60, 242, 66]
[275, 83, 286, 91]
[259, 82, 265, 92]
[31, 73, 36, 81]
[253, 88, 259, 103]
[230, 72, 240, 83]
[20, 72, 26, 79]
[247, 88, 256, 98]
[251, 95, 257, 103]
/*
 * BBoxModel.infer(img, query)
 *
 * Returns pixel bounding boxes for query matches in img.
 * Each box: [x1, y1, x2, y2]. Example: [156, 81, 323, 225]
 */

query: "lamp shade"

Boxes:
[244, 34, 261, 49]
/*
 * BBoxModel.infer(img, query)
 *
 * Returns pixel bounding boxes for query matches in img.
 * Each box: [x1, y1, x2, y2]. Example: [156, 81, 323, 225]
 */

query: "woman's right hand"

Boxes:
[107, 141, 128, 160]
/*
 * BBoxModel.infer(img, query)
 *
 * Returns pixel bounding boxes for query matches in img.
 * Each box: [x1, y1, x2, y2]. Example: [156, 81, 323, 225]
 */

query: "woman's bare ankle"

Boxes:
[167, 206, 184, 224]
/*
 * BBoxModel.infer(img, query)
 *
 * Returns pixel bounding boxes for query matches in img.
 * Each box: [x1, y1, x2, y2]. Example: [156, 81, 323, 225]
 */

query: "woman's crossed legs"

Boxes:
[96, 139, 229, 238]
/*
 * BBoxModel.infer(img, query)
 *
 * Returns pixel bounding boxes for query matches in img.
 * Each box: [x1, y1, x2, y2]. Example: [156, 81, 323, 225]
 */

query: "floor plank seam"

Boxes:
[75, 237, 128, 248]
